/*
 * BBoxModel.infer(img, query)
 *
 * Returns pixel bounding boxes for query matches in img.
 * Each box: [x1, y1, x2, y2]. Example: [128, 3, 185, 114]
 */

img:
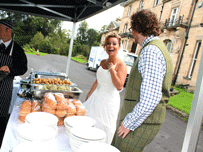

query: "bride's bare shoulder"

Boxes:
[100, 59, 107, 66]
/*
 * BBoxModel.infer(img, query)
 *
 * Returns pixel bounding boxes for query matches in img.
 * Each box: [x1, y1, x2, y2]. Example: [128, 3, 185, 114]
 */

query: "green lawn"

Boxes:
[168, 86, 193, 114]
[71, 56, 88, 64]
[25, 50, 47, 56]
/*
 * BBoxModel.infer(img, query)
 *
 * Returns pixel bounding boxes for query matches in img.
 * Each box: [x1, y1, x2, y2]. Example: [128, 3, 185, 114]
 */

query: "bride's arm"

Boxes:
[86, 79, 98, 100]
[109, 62, 127, 91]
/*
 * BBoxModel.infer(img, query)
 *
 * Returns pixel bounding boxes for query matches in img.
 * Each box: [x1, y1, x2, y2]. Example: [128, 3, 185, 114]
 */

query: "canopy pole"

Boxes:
[181, 45, 203, 152]
[66, 22, 77, 76]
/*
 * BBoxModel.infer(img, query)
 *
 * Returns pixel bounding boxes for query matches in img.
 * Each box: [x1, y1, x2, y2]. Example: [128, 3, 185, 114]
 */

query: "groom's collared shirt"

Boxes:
[123, 35, 167, 131]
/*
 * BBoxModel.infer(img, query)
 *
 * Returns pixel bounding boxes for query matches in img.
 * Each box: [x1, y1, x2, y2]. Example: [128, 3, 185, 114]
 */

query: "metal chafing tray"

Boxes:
[31, 81, 77, 87]
[31, 71, 77, 87]
[34, 71, 67, 79]
[32, 86, 83, 99]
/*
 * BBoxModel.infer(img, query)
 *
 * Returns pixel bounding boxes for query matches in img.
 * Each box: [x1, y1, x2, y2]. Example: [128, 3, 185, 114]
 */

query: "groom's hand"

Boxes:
[118, 123, 130, 139]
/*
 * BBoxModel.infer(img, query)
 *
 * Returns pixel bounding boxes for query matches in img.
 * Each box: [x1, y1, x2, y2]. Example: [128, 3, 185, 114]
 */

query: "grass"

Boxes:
[71, 55, 88, 64]
[168, 86, 193, 115]
[25, 50, 47, 56]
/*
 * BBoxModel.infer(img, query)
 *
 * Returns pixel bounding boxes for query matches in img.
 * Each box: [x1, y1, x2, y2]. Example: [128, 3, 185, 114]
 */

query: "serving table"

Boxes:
[1, 95, 73, 152]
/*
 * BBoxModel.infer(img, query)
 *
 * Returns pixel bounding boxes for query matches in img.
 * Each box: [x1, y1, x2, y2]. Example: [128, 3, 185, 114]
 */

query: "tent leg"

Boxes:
[181, 46, 203, 152]
[66, 22, 77, 76]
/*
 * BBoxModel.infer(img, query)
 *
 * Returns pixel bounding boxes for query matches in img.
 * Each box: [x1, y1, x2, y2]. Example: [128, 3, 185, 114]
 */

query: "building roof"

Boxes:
[102, 20, 121, 33]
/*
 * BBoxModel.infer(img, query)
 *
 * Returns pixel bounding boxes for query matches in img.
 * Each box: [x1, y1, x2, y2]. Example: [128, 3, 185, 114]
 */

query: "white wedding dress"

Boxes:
[83, 66, 120, 144]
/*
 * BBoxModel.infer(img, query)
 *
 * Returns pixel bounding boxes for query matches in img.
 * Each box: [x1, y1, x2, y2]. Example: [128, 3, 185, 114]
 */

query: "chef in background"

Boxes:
[0, 19, 28, 146]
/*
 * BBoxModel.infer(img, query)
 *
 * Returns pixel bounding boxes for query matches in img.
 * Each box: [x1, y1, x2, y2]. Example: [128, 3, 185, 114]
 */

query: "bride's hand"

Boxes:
[108, 63, 117, 71]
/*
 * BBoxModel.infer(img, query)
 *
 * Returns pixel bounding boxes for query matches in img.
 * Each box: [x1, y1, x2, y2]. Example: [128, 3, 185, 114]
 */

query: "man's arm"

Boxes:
[122, 46, 166, 131]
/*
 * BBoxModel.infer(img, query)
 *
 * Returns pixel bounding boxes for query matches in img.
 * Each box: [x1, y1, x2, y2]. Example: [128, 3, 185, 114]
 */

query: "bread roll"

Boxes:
[41, 105, 56, 115]
[57, 117, 64, 126]
[75, 105, 86, 115]
[19, 116, 26, 123]
[76, 114, 86, 116]
[20, 100, 31, 110]
[55, 109, 66, 117]
[31, 100, 41, 112]
[54, 93, 68, 110]
[19, 108, 31, 116]
[65, 113, 75, 118]
[72, 99, 83, 106]
[43, 92, 57, 109]
[66, 103, 76, 114]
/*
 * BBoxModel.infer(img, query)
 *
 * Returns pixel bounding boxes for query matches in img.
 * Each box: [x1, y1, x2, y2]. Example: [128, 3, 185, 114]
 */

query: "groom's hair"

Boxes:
[104, 32, 121, 48]
[131, 9, 161, 36]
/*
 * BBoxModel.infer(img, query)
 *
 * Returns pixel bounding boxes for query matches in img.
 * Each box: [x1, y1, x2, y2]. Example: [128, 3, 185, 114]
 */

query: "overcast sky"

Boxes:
[62, 4, 124, 33]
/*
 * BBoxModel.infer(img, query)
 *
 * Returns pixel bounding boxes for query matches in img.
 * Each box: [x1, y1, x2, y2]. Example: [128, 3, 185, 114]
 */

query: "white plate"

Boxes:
[25, 112, 58, 126]
[70, 132, 105, 143]
[78, 142, 120, 152]
[17, 124, 55, 141]
[71, 127, 106, 141]
[13, 141, 58, 152]
[64, 116, 96, 128]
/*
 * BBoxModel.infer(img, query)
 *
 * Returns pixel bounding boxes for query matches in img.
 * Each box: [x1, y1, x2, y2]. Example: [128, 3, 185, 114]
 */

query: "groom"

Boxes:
[111, 9, 173, 152]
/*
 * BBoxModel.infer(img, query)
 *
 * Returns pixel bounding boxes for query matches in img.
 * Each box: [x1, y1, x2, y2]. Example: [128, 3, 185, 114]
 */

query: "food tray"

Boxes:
[31, 81, 77, 87]
[34, 71, 67, 79]
[32, 87, 83, 99]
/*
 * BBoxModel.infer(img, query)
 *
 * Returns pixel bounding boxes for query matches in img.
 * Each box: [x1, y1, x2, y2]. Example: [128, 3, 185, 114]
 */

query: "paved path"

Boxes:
[23, 54, 203, 152]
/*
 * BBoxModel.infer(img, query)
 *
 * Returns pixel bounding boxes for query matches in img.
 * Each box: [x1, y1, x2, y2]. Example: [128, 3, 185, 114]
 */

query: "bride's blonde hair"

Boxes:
[104, 32, 121, 48]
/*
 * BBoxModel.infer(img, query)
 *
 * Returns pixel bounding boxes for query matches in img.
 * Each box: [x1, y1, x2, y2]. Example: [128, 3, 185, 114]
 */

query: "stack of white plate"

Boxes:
[25, 112, 58, 135]
[64, 116, 96, 135]
[78, 142, 120, 152]
[69, 127, 106, 152]
[13, 141, 58, 152]
[17, 124, 56, 144]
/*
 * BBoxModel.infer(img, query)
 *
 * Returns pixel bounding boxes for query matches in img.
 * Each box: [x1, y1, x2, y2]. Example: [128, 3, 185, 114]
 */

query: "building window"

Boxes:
[169, 7, 179, 26]
[128, 5, 132, 16]
[124, 40, 128, 49]
[140, 0, 144, 8]
[154, 0, 159, 6]
[123, 23, 128, 33]
[188, 41, 202, 78]
[164, 39, 173, 56]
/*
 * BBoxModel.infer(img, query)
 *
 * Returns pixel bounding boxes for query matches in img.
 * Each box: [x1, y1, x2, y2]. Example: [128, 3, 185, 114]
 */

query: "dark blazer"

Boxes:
[4, 40, 28, 78]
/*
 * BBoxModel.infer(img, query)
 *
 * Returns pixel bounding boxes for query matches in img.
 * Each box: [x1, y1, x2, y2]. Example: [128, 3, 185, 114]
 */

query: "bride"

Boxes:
[83, 33, 127, 144]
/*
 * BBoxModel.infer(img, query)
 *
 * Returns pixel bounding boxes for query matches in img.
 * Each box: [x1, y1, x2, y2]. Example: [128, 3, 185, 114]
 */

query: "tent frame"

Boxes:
[0, 1, 203, 151]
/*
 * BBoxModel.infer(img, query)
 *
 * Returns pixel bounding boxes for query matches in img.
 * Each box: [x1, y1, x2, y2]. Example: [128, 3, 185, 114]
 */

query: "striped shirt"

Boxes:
[123, 35, 167, 131]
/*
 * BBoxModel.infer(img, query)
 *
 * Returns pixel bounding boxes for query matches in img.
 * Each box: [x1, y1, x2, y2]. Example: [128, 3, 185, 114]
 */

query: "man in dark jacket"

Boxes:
[0, 19, 28, 146]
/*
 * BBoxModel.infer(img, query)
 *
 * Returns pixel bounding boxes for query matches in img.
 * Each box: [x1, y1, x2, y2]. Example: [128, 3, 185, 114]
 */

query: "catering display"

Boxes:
[18, 94, 86, 125]
[18, 71, 82, 99]
[3, 70, 111, 152]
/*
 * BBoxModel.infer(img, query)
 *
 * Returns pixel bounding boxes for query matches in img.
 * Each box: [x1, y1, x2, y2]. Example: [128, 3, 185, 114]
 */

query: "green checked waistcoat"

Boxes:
[120, 39, 173, 124]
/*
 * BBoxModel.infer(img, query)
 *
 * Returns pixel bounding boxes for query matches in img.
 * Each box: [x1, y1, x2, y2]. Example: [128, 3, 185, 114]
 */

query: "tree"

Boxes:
[30, 32, 44, 50]
[76, 21, 88, 44]
[87, 28, 99, 46]
[0, 10, 62, 46]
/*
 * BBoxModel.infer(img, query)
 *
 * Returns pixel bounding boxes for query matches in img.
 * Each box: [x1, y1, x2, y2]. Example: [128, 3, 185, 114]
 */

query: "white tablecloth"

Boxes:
[1, 97, 73, 152]
[9, 82, 20, 114]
